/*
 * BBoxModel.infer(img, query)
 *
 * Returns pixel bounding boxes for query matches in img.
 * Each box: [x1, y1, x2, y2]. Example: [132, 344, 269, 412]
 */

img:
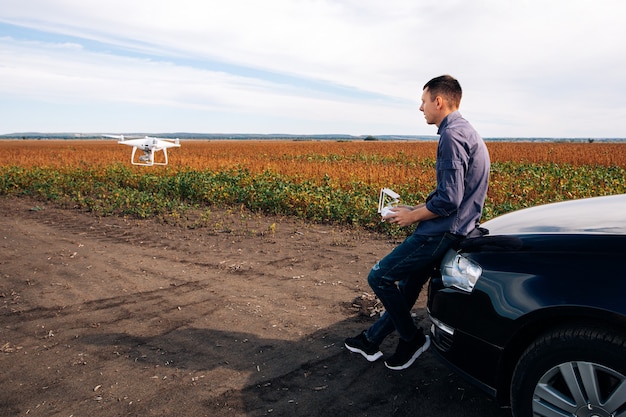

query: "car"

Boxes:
[427, 194, 626, 417]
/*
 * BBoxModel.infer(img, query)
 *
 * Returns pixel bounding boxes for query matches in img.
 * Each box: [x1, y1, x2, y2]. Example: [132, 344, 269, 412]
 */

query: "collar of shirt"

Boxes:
[437, 110, 462, 135]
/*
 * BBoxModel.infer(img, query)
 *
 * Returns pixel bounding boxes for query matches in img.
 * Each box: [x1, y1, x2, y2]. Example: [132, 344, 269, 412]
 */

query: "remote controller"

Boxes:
[380, 206, 395, 217]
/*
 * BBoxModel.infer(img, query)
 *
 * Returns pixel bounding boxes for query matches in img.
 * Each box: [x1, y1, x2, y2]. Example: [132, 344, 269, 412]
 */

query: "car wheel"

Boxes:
[510, 326, 626, 417]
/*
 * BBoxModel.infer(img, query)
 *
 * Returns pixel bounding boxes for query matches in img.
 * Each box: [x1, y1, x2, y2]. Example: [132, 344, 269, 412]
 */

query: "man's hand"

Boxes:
[383, 206, 417, 227]
[382, 203, 435, 227]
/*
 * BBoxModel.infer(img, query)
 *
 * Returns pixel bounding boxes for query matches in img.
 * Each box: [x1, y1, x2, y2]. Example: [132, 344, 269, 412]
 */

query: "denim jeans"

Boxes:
[365, 232, 461, 345]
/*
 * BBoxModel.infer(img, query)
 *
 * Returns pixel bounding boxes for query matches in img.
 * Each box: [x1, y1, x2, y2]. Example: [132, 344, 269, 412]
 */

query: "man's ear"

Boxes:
[435, 95, 444, 109]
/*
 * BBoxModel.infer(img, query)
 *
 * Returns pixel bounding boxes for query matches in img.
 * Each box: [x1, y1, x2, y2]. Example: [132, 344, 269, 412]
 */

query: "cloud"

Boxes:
[1, 0, 625, 136]
[0, 34, 417, 134]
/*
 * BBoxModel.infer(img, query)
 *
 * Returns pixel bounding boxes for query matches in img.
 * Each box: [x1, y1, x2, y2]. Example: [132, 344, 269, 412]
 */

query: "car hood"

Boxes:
[481, 194, 626, 235]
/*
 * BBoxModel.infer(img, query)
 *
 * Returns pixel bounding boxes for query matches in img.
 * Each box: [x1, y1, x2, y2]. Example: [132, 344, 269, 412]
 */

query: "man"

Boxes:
[345, 75, 490, 370]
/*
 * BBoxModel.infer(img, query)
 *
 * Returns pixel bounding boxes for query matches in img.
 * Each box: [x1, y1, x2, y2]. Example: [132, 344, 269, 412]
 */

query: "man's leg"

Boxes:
[344, 240, 428, 361]
[364, 276, 424, 346]
[367, 233, 459, 369]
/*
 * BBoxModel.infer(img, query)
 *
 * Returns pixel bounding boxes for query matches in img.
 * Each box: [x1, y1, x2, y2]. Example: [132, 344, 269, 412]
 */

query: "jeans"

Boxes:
[365, 232, 462, 344]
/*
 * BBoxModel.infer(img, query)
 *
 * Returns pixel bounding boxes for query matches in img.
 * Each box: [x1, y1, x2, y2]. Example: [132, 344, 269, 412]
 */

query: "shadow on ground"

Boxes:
[80, 317, 511, 417]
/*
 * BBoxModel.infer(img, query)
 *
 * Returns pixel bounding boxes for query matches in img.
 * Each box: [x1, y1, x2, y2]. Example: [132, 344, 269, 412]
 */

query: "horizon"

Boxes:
[2, 132, 625, 142]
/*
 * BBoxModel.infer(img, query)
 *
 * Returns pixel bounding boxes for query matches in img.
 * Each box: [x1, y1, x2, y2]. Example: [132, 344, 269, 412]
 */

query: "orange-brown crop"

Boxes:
[2, 140, 625, 172]
[2, 139, 624, 225]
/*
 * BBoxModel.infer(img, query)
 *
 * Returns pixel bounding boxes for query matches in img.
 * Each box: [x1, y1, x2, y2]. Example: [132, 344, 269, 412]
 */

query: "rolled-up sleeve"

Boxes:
[426, 133, 468, 217]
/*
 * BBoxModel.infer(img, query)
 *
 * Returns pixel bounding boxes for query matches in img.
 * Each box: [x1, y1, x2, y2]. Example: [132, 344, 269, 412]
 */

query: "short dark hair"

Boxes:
[423, 75, 462, 108]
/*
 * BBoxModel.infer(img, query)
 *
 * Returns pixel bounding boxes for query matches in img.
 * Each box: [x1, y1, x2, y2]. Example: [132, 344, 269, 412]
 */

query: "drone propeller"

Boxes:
[104, 134, 125, 141]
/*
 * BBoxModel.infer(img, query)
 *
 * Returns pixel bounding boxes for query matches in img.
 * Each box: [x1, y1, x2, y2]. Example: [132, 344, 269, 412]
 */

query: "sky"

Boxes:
[1, 0, 625, 138]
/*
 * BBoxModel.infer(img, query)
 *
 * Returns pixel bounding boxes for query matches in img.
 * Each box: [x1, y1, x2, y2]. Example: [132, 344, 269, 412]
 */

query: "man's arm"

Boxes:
[384, 203, 439, 227]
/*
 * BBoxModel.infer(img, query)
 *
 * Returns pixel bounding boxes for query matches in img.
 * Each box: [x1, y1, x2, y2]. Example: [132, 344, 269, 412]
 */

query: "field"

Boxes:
[1, 140, 625, 233]
[1, 140, 625, 417]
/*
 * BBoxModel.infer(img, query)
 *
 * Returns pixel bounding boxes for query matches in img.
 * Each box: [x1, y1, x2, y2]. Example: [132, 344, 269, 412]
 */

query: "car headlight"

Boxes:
[439, 250, 482, 293]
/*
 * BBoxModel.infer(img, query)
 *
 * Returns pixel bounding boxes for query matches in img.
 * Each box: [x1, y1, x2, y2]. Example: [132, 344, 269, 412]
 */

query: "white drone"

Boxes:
[378, 188, 400, 219]
[106, 135, 181, 166]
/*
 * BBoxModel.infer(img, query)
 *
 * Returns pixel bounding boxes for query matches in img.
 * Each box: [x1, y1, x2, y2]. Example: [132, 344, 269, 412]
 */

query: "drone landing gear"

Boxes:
[130, 147, 169, 166]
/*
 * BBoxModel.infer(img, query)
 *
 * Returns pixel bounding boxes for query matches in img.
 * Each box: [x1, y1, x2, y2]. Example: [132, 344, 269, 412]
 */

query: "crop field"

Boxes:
[1, 140, 624, 234]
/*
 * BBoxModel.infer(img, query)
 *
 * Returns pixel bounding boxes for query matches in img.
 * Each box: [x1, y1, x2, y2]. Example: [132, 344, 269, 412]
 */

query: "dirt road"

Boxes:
[0, 197, 511, 416]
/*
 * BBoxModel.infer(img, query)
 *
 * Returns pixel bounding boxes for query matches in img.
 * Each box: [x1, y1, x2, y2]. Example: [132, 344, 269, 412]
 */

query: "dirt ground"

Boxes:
[0, 196, 512, 417]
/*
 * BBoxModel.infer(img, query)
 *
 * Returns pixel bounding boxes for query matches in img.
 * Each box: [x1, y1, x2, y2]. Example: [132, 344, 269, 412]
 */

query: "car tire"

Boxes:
[510, 325, 626, 417]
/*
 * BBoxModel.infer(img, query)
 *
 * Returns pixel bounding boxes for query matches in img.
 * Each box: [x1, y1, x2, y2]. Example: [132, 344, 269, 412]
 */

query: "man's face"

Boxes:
[419, 88, 438, 125]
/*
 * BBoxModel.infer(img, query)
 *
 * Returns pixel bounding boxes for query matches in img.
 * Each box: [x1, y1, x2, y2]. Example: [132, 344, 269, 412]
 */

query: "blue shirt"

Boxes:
[416, 111, 490, 236]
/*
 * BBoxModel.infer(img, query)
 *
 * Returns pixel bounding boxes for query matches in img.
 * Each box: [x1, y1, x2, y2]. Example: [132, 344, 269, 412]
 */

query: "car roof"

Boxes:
[481, 194, 626, 235]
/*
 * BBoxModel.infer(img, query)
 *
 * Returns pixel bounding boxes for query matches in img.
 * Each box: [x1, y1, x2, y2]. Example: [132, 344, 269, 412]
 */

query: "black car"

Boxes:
[427, 194, 626, 417]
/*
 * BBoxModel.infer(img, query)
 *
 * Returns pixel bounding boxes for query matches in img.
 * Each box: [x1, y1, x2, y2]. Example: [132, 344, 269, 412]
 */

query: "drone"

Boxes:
[105, 135, 181, 166]
[378, 188, 400, 219]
